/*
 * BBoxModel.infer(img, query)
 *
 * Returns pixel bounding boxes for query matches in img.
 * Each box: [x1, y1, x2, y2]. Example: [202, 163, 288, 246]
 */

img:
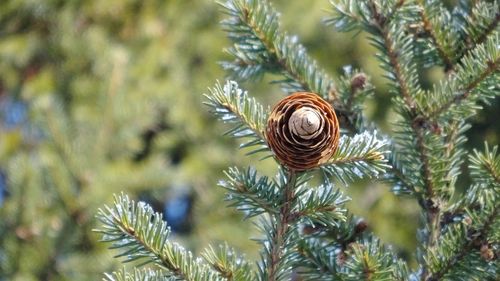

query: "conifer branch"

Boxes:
[205, 80, 269, 156]
[367, 0, 416, 108]
[456, 2, 499, 63]
[220, 0, 337, 100]
[220, 0, 371, 131]
[292, 184, 348, 228]
[368, 0, 454, 207]
[335, 69, 375, 131]
[343, 237, 401, 280]
[387, 158, 416, 195]
[296, 239, 342, 280]
[95, 194, 221, 281]
[297, 216, 407, 280]
[412, 123, 435, 200]
[330, 4, 461, 274]
[220, 167, 280, 218]
[415, 0, 454, 71]
[469, 144, 500, 187]
[320, 131, 390, 184]
[422, 144, 499, 280]
[267, 171, 296, 281]
[424, 205, 498, 281]
[427, 54, 500, 120]
[331, 0, 436, 196]
[473, 11, 500, 50]
[328, 0, 429, 198]
[104, 268, 171, 281]
[202, 244, 256, 281]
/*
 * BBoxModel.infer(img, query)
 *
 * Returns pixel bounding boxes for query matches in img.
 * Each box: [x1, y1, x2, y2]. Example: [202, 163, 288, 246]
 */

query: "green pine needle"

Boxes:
[204, 80, 269, 157]
[469, 143, 500, 188]
[321, 131, 391, 184]
[219, 167, 280, 218]
[95, 194, 222, 281]
[219, 0, 337, 100]
[103, 268, 172, 281]
[202, 244, 256, 281]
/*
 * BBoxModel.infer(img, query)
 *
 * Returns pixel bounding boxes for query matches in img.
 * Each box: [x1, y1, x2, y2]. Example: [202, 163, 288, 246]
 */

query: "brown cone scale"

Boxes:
[266, 92, 340, 171]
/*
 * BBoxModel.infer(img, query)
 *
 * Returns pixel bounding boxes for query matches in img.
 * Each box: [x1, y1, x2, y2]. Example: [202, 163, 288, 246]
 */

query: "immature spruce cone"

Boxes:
[266, 92, 340, 171]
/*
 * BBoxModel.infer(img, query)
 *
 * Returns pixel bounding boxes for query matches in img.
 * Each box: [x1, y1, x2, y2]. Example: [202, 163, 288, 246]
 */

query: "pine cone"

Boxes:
[266, 92, 340, 171]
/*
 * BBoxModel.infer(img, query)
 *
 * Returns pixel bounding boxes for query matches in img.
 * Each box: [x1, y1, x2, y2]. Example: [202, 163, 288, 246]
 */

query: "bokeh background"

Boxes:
[0, 1, 497, 280]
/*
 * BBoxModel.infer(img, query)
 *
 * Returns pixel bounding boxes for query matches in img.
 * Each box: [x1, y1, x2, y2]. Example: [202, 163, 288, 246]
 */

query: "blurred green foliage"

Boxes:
[0, 0, 496, 280]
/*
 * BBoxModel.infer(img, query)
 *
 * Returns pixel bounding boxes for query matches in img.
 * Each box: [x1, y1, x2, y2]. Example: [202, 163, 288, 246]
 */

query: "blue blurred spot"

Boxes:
[1, 98, 27, 128]
[164, 193, 193, 234]
[0, 171, 6, 207]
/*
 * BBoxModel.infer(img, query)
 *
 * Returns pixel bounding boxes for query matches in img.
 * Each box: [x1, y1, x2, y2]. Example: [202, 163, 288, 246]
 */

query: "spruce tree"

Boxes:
[96, 0, 498, 280]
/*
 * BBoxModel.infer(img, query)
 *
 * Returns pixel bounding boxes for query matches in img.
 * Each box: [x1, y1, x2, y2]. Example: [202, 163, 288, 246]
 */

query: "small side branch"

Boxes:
[425, 206, 498, 281]
[458, 11, 500, 63]
[427, 56, 500, 119]
[473, 11, 500, 48]
[371, 8, 414, 108]
[368, 0, 435, 199]
[412, 122, 435, 199]
[96, 195, 217, 281]
[267, 171, 296, 281]
[416, 0, 454, 71]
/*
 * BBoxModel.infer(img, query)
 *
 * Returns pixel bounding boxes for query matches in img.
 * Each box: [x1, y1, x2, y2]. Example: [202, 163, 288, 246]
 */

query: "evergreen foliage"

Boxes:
[204, 81, 269, 156]
[97, 194, 221, 281]
[96, 0, 499, 280]
[1, 0, 497, 280]
[0, 1, 241, 280]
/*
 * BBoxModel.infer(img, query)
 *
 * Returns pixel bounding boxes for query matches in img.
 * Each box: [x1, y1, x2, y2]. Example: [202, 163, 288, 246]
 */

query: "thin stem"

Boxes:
[473, 11, 500, 48]
[390, 164, 417, 193]
[290, 205, 337, 221]
[367, 0, 414, 105]
[485, 161, 500, 185]
[457, 11, 500, 64]
[427, 56, 500, 120]
[324, 155, 383, 166]
[267, 170, 297, 281]
[367, 2, 444, 278]
[117, 220, 189, 280]
[234, 181, 279, 216]
[416, 0, 454, 72]
[412, 121, 440, 281]
[426, 206, 498, 281]
[412, 122, 435, 199]
[297, 246, 340, 278]
[368, 0, 436, 201]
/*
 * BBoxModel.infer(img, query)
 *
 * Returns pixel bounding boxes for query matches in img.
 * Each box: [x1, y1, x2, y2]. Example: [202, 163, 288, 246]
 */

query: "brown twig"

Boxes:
[368, 0, 436, 201]
[457, 11, 500, 64]
[426, 206, 498, 281]
[367, 2, 446, 278]
[267, 171, 296, 281]
[427, 57, 500, 120]
[416, 0, 454, 72]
